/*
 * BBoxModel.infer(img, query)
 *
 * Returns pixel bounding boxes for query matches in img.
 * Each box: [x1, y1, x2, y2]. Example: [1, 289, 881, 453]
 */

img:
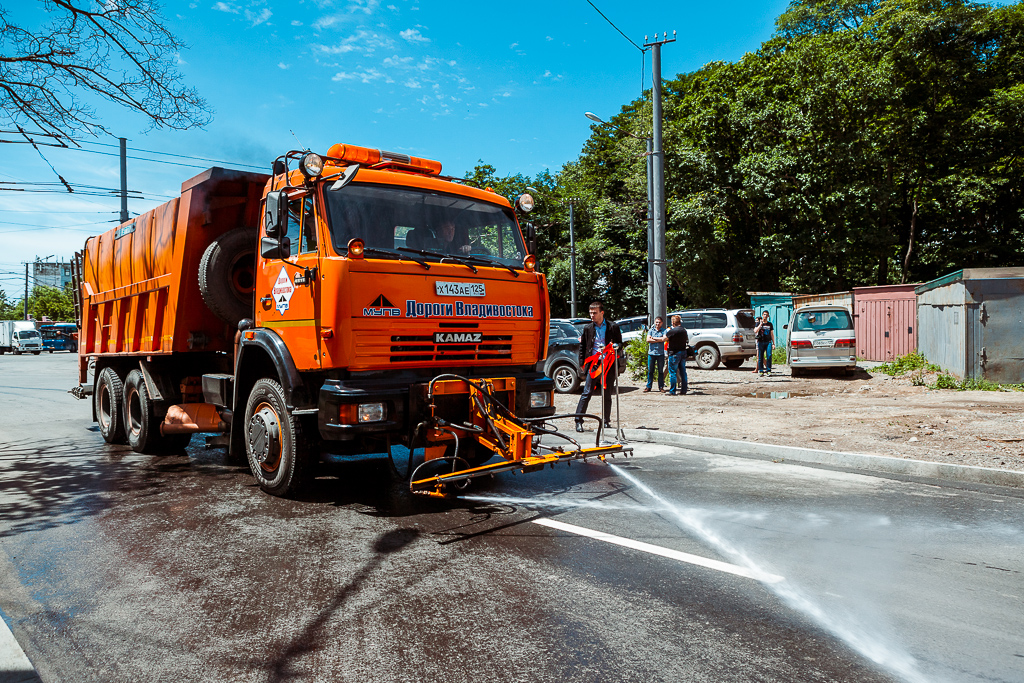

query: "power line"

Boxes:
[17, 126, 75, 193]
[79, 140, 267, 171]
[584, 0, 645, 53]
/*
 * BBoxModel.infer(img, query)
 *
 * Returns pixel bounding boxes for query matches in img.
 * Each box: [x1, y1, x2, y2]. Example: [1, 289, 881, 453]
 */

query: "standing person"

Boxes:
[644, 316, 667, 393]
[574, 302, 622, 432]
[754, 310, 776, 376]
[665, 315, 689, 396]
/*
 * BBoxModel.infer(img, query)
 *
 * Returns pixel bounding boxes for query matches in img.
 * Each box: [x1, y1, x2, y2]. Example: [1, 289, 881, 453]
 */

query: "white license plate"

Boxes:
[812, 338, 834, 348]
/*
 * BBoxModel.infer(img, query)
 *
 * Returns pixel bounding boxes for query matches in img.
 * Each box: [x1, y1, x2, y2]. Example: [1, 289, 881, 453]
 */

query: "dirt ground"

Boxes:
[553, 358, 1024, 473]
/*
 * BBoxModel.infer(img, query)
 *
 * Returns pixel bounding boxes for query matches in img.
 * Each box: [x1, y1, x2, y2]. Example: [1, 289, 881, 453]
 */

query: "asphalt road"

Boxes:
[1, 353, 1022, 683]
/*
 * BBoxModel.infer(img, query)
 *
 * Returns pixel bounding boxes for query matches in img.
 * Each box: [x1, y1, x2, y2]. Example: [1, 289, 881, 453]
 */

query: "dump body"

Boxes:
[78, 168, 268, 380]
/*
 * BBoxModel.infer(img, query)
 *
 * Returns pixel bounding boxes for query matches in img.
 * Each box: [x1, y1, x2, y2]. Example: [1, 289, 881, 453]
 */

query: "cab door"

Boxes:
[256, 192, 322, 370]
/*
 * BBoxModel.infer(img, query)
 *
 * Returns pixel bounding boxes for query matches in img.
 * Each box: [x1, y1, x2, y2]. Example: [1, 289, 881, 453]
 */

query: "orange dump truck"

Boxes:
[72, 144, 609, 497]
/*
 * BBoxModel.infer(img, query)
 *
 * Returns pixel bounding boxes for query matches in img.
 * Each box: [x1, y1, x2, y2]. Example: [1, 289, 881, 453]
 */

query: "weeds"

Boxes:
[875, 352, 940, 376]
[772, 345, 787, 366]
[928, 374, 1024, 391]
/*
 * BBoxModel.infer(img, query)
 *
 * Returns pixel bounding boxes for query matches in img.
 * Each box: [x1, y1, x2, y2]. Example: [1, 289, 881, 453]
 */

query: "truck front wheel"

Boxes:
[244, 378, 311, 497]
[96, 367, 126, 444]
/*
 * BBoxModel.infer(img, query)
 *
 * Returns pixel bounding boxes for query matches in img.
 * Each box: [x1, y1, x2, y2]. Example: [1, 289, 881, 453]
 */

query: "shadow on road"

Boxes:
[264, 528, 420, 683]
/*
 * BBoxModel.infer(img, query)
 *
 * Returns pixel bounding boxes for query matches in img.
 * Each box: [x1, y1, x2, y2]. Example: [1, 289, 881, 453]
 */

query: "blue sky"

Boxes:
[1, 0, 796, 290]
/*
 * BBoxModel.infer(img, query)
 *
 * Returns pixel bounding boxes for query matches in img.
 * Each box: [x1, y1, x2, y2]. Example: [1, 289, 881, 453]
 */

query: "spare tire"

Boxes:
[199, 227, 257, 325]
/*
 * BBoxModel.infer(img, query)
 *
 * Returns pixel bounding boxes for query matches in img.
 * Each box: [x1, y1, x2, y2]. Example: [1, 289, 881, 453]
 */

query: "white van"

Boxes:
[0, 320, 43, 355]
[786, 305, 857, 376]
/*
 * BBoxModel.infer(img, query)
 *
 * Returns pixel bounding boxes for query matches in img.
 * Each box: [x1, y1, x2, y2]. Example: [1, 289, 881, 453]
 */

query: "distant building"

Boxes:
[32, 260, 73, 290]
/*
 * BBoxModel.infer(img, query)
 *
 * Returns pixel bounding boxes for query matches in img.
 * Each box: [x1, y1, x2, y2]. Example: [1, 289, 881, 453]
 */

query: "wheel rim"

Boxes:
[249, 402, 282, 473]
[229, 251, 255, 301]
[127, 386, 143, 437]
[98, 383, 112, 431]
[553, 366, 574, 391]
[699, 349, 713, 365]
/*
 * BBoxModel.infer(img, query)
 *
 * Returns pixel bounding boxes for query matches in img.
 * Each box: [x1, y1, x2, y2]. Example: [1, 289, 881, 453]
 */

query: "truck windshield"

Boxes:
[324, 183, 526, 268]
[16, 330, 40, 339]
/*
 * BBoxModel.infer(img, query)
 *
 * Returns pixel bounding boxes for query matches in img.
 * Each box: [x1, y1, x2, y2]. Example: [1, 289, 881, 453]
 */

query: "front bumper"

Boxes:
[317, 371, 556, 441]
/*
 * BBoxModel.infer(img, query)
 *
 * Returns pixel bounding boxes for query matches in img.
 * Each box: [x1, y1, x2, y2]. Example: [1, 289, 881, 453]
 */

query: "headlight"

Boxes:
[300, 152, 324, 178]
[530, 391, 551, 408]
[358, 403, 386, 423]
[517, 193, 535, 212]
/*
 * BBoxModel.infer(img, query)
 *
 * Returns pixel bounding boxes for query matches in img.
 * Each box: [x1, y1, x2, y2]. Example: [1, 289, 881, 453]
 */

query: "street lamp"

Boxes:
[584, 112, 656, 322]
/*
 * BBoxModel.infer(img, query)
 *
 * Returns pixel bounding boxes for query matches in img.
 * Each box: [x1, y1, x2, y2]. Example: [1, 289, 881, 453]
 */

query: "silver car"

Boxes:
[786, 305, 857, 376]
[668, 308, 757, 370]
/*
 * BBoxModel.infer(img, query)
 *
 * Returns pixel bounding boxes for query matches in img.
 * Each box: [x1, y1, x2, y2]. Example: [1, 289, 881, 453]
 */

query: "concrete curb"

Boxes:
[622, 428, 1024, 489]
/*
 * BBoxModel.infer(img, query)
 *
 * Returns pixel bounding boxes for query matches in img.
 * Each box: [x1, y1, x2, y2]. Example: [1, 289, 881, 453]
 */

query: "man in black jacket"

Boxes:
[575, 301, 622, 432]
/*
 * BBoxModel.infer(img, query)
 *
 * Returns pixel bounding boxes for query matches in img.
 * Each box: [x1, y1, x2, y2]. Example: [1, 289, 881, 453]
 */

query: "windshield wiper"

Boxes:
[457, 254, 520, 277]
[360, 247, 430, 270]
[396, 247, 477, 273]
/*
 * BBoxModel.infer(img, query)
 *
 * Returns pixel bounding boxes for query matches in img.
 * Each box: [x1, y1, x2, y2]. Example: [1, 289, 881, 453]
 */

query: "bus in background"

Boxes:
[39, 323, 78, 353]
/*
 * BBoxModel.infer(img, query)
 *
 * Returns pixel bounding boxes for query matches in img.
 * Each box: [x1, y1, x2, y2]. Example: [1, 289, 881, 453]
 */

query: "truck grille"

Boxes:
[390, 333, 513, 363]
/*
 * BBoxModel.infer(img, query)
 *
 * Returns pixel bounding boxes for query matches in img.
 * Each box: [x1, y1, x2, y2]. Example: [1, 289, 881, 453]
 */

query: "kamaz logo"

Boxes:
[434, 332, 482, 344]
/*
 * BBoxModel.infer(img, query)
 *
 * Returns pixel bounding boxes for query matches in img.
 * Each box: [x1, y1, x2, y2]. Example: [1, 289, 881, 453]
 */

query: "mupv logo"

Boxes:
[434, 332, 483, 344]
[364, 294, 402, 317]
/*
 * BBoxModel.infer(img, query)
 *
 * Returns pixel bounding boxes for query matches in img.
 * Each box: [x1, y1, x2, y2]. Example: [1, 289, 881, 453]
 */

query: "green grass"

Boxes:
[772, 345, 787, 365]
[928, 374, 1024, 391]
[874, 352, 940, 376]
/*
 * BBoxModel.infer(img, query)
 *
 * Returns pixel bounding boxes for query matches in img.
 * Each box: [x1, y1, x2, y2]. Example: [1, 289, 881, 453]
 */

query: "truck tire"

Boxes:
[96, 367, 126, 444]
[199, 227, 256, 325]
[695, 344, 721, 370]
[244, 378, 311, 497]
[124, 369, 168, 454]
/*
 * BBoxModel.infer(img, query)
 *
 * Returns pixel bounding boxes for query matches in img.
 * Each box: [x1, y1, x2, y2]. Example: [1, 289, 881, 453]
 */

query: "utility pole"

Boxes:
[119, 137, 129, 224]
[646, 137, 654, 321]
[569, 200, 578, 318]
[23, 262, 28, 320]
[644, 31, 675, 325]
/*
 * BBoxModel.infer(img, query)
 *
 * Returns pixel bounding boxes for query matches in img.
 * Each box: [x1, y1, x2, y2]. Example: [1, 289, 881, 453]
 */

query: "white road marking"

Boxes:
[532, 518, 784, 583]
[0, 616, 39, 681]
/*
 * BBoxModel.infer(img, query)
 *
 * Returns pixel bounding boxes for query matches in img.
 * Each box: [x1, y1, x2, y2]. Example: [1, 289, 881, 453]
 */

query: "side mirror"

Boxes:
[264, 191, 288, 238]
[783, 324, 789, 330]
[524, 223, 537, 255]
[261, 235, 291, 260]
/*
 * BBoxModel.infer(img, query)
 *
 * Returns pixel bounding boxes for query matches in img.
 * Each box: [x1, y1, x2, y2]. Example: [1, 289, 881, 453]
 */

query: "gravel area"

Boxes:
[553, 358, 1024, 473]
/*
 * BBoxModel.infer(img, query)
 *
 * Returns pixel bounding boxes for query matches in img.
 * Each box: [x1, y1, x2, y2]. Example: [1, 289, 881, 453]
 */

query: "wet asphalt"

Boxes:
[1, 353, 1022, 683]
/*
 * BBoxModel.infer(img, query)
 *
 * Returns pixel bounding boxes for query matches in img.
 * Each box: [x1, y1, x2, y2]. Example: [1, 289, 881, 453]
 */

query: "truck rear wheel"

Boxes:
[124, 369, 170, 454]
[96, 367, 126, 444]
[199, 227, 256, 325]
[244, 378, 311, 497]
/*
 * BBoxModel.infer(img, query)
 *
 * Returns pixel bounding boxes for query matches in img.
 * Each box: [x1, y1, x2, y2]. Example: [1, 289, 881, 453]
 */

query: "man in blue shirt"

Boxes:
[644, 316, 666, 392]
[574, 301, 622, 432]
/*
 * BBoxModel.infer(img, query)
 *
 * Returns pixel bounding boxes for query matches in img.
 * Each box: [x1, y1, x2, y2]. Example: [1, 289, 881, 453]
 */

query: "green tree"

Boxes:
[0, 288, 22, 320]
[27, 284, 75, 321]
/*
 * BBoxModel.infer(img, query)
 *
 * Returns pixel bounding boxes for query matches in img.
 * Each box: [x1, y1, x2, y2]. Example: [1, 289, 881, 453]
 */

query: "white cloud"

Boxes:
[386, 4, 397, 9]
[400, 28, 429, 43]
[332, 68, 385, 83]
[174, 52, 188, 66]
[291, 19, 303, 26]
[404, 78, 421, 89]
[347, 0, 380, 14]
[246, 7, 272, 26]
[383, 54, 413, 67]
[509, 42, 518, 49]
[546, 36, 553, 41]
[212, 2, 239, 13]
[501, 91, 511, 97]
[314, 29, 393, 54]
[278, 62, 290, 69]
